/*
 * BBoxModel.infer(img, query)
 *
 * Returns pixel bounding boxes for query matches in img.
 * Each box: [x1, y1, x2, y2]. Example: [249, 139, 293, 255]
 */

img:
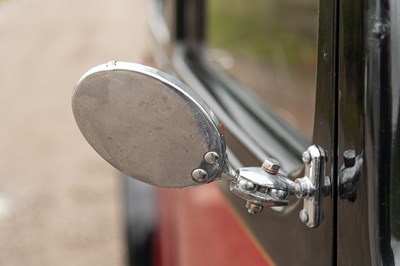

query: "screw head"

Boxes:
[262, 158, 280, 175]
[302, 151, 311, 164]
[204, 151, 220, 165]
[192, 169, 208, 183]
[299, 209, 309, 224]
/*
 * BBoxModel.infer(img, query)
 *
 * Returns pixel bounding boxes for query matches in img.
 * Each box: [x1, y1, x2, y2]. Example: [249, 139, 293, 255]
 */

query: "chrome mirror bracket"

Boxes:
[227, 145, 329, 228]
[295, 145, 329, 228]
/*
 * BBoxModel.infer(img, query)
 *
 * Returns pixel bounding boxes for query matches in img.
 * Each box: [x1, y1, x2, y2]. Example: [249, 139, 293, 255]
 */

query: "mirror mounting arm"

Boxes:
[224, 145, 329, 228]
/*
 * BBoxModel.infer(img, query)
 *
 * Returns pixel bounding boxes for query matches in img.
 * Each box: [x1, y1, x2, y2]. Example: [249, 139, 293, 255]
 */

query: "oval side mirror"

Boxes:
[72, 61, 329, 225]
[72, 62, 226, 188]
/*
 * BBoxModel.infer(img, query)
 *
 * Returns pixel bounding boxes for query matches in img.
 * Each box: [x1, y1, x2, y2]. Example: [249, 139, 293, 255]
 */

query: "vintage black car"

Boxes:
[73, 0, 400, 265]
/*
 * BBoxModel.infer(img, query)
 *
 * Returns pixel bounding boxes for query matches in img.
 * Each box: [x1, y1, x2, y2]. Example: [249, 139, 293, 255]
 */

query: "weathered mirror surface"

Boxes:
[72, 62, 226, 188]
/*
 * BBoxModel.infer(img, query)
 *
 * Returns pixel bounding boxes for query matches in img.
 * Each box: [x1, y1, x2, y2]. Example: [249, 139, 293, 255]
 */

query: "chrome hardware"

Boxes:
[230, 160, 294, 212]
[246, 202, 264, 215]
[295, 145, 329, 228]
[204, 151, 220, 165]
[299, 209, 309, 224]
[229, 145, 329, 228]
[339, 150, 363, 202]
[261, 158, 280, 174]
[72, 62, 330, 228]
[192, 169, 209, 183]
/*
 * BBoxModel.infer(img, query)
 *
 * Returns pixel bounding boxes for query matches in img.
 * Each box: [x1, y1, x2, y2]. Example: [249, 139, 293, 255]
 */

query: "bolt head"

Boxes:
[262, 158, 280, 175]
[204, 151, 220, 165]
[192, 169, 208, 183]
[299, 209, 309, 224]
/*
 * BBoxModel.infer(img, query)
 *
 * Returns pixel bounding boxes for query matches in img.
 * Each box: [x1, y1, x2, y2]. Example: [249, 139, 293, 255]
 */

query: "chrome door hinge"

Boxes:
[230, 145, 329, 228]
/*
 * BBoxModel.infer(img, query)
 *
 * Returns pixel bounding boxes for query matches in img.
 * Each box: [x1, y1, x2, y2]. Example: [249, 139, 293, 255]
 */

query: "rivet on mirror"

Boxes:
[192, 169, 209, 183]
[204, 151, 220, 165]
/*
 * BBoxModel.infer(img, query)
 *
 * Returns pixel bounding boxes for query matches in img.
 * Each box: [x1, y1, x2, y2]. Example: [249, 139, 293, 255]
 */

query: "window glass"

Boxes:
[207, 0, 318, 139]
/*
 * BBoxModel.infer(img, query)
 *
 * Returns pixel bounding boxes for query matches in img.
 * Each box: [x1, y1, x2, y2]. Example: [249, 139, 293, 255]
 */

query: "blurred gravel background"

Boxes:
[0, 0, 147, 264]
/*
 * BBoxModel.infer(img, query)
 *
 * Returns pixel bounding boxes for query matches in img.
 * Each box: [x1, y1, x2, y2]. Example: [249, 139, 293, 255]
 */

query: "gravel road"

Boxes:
[0, 0, 147, 264]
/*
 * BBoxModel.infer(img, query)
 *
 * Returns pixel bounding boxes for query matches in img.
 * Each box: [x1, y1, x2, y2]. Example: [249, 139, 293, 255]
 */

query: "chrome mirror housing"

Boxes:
[72, 61, 226, 188]
[72, 61, 329, 227]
